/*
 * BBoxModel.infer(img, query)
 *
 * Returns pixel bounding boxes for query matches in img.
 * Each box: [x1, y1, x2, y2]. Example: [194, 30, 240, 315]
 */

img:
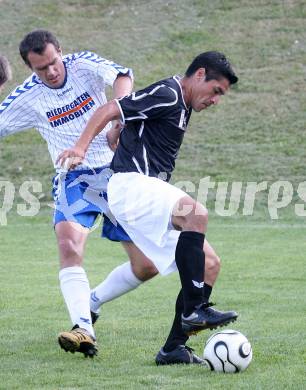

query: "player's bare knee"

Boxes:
[57, 237, 83, 266]
[189, 208, 208, 232]
[172, 197, 208, 232]
[182, 205, 208, 232]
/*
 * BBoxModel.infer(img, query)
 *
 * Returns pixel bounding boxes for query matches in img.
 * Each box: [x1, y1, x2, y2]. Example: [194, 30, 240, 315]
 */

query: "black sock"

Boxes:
[203, 284, 212, 303]
[175, 231, 205, 316]
[163, 289, 189, 353]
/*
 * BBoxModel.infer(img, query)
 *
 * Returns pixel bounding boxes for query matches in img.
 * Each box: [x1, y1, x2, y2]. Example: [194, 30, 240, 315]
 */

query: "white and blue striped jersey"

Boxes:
[0, 51, 133, 170]
[112, 76, 192, 181]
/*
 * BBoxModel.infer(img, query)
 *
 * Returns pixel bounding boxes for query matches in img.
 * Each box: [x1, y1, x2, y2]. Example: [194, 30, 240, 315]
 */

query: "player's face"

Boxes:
[190, 70, 230, 112]
[27, 43, 66, 88]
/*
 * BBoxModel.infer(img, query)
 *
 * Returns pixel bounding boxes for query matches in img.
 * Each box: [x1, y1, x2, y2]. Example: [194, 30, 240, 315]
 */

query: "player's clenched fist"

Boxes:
[56, 146, 85, 170]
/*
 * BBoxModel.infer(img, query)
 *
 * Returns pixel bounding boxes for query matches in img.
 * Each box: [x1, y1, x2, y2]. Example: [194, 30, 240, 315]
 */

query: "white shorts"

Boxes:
[107, 172, 187, 275]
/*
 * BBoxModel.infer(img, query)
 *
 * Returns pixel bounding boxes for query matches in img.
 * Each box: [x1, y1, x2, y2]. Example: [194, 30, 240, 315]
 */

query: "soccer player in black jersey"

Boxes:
[58, 51, 239, 365]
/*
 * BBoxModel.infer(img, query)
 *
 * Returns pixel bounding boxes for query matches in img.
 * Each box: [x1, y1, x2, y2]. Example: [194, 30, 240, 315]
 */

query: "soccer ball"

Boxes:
[203, 330, 252, 373]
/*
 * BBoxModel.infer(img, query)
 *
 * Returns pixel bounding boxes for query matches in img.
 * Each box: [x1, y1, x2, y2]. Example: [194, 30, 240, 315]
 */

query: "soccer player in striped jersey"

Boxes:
[0, 29, 156, 357]
[58, 51, 239, 365]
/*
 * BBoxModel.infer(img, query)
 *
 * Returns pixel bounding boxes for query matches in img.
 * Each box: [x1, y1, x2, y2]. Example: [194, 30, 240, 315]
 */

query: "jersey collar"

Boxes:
[173, 75, 188, 110]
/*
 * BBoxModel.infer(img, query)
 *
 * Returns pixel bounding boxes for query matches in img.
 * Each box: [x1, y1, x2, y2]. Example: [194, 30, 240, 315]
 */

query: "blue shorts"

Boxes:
[52, 167, 131, 242]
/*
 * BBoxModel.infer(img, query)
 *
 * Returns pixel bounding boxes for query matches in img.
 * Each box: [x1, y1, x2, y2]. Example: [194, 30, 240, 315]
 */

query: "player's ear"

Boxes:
[196, 67, 206, 81]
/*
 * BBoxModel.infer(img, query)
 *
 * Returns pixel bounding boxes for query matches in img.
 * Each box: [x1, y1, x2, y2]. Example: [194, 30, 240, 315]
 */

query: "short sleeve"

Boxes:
[70, 51, 133, 88]
[96, 58, 133, 87]
[116, 83, 178, 123]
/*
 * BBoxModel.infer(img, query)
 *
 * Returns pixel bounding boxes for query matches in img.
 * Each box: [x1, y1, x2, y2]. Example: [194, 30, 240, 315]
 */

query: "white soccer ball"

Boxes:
[203, 330, 252, 373]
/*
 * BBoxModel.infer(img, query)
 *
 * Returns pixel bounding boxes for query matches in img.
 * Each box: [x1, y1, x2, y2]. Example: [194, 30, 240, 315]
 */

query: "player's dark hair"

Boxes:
[19, 29, 60, 67]
[185, 51, 238, 84]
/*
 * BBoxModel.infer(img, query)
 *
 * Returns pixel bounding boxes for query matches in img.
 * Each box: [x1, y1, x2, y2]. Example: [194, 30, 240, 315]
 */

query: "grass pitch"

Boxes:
[0, 0, 306, 388]
[1, 212, 305, 389]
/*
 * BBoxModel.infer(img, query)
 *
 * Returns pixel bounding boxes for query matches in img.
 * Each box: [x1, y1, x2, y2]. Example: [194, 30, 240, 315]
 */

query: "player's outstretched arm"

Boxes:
[107, 74, 133, 151]
[56, 100, 121, 169]
[0, 55, 12, 90]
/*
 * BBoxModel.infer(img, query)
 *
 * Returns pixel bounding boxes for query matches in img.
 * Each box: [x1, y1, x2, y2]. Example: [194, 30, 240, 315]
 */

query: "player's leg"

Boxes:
[107, 173, 228, 303]
[156, 240, 220, 365]
[171, 195, 208, 316]
[56, 221, 93, 330]
[53, 170, 103, 357]
[56, 221, 97, 357]
[90, 240, 220, 323]
[172, 196, 237, 335]
[107, 173, 237, 337]
[90, 242, 158, 317]
[123, 241, 159, 281]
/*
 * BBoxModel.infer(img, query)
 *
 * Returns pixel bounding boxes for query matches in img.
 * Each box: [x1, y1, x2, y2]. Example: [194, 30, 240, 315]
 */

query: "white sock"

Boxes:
[90, 262, 142, 313]
[59, 266, 95, 338]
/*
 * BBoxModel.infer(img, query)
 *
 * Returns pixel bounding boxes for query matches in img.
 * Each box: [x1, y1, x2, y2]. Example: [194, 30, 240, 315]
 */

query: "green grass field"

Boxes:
[1, 0, 306, 389]
[1, 211, 305, 389]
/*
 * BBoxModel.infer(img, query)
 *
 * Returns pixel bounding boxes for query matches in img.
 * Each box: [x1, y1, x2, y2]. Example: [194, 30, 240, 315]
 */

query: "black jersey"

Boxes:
[111, 75, 192, 181]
